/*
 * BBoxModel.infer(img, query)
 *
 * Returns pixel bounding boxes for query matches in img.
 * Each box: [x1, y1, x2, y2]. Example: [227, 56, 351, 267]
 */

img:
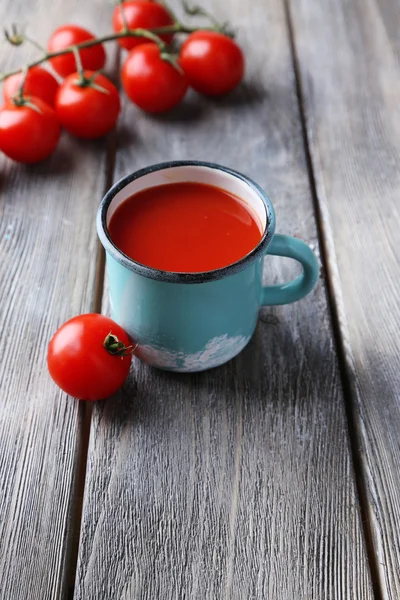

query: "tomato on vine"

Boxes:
[0, 98, 60, 163]
[3, 66, 59, 107]
[122, 44, 188, 112]
[48, 25, 107, 77]
[47, 314, 134, 401]
[55, 71, 121, 139]
[0, 1, 243, 164]
[112, 1, 174, 50]
[180, 31, 244, 96]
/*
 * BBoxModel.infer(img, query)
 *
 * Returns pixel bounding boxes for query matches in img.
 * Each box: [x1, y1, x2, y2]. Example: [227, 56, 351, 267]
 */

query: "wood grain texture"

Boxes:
[0, 2, 115, 598]
[75, 1, 373, 598]
[287, 0, 400, 597]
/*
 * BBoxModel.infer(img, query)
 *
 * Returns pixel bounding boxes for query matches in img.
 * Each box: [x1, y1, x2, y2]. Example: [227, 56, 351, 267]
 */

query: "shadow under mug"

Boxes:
[97, 161, 319, 372]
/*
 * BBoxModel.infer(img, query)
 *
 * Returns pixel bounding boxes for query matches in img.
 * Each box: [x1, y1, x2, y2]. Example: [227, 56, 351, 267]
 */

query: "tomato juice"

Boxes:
[108, 181, 263, 273]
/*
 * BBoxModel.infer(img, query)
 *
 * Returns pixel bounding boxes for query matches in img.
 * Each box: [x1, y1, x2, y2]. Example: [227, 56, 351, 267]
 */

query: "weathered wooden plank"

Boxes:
[75, 0, 374, 598]
[288, 0, 400, 596]
[0, 1, 115, 598]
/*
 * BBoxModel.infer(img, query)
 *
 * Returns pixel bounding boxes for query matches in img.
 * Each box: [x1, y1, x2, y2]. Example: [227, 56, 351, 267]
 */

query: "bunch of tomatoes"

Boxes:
[0, 0, 244, 164]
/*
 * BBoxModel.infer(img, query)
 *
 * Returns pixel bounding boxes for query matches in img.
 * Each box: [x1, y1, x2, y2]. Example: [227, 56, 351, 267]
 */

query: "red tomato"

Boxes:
[3, 67, 59, 107]
[180, 31, 244, 96]
[0, 97, 60, 163]
[48, 314, 133, 401]
[122, 44, 188, 113]
[55, 71, 121, 139]
[48, 25, 106, 77]
[112, 1, 174, 50]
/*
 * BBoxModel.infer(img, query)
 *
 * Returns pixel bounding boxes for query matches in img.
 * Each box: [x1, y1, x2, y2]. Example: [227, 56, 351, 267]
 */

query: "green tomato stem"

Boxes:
[72, 45, 85, 76]
[118, 0, 130, 33]
[17, 66, 29, 100]
[103, 332, 137, 358]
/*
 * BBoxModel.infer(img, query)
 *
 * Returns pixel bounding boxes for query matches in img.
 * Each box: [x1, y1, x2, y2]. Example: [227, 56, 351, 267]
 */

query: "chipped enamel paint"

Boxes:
[137, 334, 251, 372]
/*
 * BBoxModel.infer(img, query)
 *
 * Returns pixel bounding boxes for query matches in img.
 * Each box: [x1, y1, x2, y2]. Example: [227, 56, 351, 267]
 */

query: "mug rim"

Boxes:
[97, 160, 276, 284]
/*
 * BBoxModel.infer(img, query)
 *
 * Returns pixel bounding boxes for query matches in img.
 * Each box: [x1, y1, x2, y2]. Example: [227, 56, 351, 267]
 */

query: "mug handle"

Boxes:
[262, 234, 319, 306]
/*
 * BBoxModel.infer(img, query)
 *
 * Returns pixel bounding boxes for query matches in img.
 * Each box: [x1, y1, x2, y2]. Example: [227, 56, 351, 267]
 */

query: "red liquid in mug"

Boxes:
[108, 182, 263, 273]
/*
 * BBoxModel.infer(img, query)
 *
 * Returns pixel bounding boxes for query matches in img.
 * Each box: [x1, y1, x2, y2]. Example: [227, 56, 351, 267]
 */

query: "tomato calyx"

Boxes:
[4, 24, 25, 46]
[103, 331, 136, 357]
[73, 71, 111, 94]
[160, 51, 184, 75]
[69, 46, 110, 95]
[8, 66, 43, 113]
[11, 94, 43, 114]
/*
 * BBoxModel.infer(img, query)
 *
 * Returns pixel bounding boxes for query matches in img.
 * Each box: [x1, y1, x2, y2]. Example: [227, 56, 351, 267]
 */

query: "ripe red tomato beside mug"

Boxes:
[47, 314, 134, 401]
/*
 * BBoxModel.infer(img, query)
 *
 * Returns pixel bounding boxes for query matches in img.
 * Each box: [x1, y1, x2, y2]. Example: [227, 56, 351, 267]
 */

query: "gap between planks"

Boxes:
[64, 127, 118, 599]
[282, 1, 384, 599]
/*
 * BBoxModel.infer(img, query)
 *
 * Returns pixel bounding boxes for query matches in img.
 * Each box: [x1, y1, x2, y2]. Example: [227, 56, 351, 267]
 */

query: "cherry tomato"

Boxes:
[48, 25, 106, 77]
[48, 314, 133, 401]
[0, 98, 60, 164]
[3, 67, 59, 107]
[55, 71, 121, 139]
[122, 44, 188, 113]
[112, 1, 174, 50]
[180, 31, 244, 96]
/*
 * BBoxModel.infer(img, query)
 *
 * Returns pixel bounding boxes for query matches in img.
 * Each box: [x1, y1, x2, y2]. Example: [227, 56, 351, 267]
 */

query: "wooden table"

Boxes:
[1, 0, 399, 598]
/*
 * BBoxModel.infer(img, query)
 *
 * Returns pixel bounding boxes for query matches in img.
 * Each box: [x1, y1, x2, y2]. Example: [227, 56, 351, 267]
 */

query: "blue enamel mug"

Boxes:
[97, 161, 319, 372]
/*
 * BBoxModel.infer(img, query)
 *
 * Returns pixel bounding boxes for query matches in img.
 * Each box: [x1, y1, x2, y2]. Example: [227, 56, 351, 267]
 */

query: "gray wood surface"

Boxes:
[288, 0, 400, 597]
[0, 1, 114, 598]
[75, 1, 373, 598]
